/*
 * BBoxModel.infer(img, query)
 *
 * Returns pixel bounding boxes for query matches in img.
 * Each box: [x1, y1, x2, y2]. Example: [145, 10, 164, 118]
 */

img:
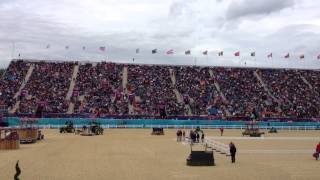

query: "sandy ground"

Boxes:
[0, 129, 320, 180]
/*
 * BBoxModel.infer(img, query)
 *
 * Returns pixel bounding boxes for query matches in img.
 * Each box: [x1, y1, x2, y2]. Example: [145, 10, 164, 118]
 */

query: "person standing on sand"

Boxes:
[315, 142, 320, 160]
[229, 142, 237, 163]
[201, 133, 205, 143]
[220, 127, 224, 136]
[182, 130, 185, 141]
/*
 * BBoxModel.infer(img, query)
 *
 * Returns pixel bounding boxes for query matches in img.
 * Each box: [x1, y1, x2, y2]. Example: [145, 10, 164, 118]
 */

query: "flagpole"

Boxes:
[206, 55, 208, 66]
[11, 41, 15, 60]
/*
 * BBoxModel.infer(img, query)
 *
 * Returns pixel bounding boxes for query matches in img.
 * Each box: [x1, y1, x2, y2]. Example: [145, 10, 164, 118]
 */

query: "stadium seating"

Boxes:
[0, 60, 319, 118]
[128, 65, 184, 116]
[0, 60, 29, 109]
[18, 61, 74, 113]
[73, 62, 127, 115]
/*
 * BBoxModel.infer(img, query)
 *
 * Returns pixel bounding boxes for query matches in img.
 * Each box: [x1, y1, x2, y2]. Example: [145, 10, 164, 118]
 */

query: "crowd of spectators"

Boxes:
[213, 68, 279, 117]
[174, 66, 222, 115]
[0, 60, 319, 118]
[18, 61, 74, 113]
[301, 70, 320, 97]
[73, 62, 128, 115]
[128, 65, 184, 115]
[0, 60, 29, 109]
[260, 69, 320, 118]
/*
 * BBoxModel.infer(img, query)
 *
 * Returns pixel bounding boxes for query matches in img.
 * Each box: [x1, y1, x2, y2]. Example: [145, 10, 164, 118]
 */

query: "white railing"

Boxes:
[37, 124, 320, 130]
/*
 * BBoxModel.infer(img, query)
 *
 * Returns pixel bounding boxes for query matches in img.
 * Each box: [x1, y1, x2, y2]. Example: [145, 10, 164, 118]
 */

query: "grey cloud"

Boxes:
[226, 0, 295, 20]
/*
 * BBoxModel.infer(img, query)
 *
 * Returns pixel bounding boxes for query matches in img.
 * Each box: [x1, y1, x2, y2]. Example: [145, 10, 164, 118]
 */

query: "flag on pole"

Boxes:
[218, 51, 223, 56]
[152, 49, 157, 54]
[166, 49, 174, 55]
[284, 53, 290, 58]
[299, 54, 304, 59]
[185, 50, 191, 55]
[82, 46, 86, 50]
[267, 53, 272, 58]
[99, 46, 106, 52]
[46, 44, 50, 49]
[251, 52, 255, 57]
[203, 50, 208, 55]
[234, 51, 240, 56]
[136, 48, 140, 54]
[65, 46, 69, 50]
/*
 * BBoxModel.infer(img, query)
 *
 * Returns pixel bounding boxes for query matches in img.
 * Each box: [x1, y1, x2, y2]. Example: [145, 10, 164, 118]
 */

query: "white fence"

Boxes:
[37, 124, 320, 131]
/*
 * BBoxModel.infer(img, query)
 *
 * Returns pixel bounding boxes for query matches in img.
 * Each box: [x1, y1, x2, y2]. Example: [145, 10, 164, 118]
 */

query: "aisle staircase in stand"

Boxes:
[66, 64, 79, 114]
[10, 64, 35, 113]
[253, 70, 282, 112]
[209, 69, 231, 117]
[169, 68, 191, 115]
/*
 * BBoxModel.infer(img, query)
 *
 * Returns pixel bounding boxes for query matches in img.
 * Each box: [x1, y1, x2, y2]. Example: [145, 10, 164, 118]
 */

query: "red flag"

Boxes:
[166, 49, 174, 55]
[284, 53, 289, 58]
[99, 46, 106, 52]
[234, 51, 240, 56]
[267, 53, 272, 58]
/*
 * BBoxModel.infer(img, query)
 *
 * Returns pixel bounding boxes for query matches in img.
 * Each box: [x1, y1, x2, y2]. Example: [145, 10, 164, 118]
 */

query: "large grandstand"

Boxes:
[0, 59, 319, 119]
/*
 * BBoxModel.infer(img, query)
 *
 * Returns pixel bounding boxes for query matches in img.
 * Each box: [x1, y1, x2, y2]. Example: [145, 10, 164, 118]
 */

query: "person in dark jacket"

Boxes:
[229, 142, 237, 163]
[196, 133, 200, 143]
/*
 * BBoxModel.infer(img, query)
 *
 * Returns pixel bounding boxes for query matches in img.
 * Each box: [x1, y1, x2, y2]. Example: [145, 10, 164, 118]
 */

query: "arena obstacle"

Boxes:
[0, 128, 20, 150]
[186, 143, 215, 166]
[204, 139, 230, 156]
[151, 128, 164, 135]
[18, 118, 44, 143]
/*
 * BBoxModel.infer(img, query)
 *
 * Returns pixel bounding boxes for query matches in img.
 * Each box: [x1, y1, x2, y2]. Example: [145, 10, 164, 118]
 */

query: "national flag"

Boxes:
[167, 49, 174, 55]
[152, 49, 157, 54]
[46, 44, 50, 49]
[218, 51, 223, 56]
[299, 54, 304, 59]
[267, 53, 272, 58]
[234, 51, 240, 56]
[136, 48, 140, 54]
[82, 46, 86, 50]
[185, 50, 191, 55]
[65, 46, 69, 50]
[203, 50, 208, 55]
[251, 52, 255, 57]
[284, 53, 289, 58]
[318, 54, 320, 60]
[99, 46, 106, 52]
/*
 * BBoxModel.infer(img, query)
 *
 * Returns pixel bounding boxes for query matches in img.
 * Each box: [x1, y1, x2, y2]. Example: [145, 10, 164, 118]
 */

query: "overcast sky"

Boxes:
[0, 0, 320, 69]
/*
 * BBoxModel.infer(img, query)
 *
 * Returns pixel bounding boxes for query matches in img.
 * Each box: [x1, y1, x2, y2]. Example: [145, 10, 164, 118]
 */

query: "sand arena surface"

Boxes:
[0, 129, 320, 180]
